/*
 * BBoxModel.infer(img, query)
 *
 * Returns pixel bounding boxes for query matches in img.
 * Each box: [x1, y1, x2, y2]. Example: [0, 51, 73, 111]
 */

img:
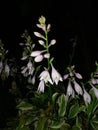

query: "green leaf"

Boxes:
[72, 125, 81, 130]
[79, 105, 86, 113]
[37, 117, 47, 130]
[49, 120, 65, 129]
[17, 101, 33, 111]
[91, 122, 98, 130]
[60, 123, 70, 130]
[49, 57, 54, 64]
[91, 115, 98, 124]
[17, 126, 30, 130]
[57, 94, 67, 117]
[68, 103, 79, 119]
[52, 92, 59, 104]
[76, 117, 82, 130]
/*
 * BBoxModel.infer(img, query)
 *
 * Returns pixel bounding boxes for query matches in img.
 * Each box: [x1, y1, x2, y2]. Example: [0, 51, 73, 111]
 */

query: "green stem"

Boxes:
[45, 31, 50, 70]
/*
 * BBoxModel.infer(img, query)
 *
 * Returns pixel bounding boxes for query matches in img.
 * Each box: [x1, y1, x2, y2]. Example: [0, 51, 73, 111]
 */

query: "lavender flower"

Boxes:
[74, 81, 83, 95]
[39, 70, 53, 84]
[83, 89, 91, 105]
[37, 80, 45, 93]
[51, 64, 63, 85]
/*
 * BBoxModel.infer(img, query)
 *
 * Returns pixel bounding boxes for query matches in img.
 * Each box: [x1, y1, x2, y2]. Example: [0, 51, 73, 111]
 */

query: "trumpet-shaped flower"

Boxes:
[21, 61, 35, 76]
[67, 81, 74, 97]
[92, 86, 98, 99]
[37, 80, 45, 93]
[5, 64, 10, 77]
[83, 89, 91, 105]
[51, 64, 63, 85]
[74, 81, 83, 95]
[39, 70, 53, 84]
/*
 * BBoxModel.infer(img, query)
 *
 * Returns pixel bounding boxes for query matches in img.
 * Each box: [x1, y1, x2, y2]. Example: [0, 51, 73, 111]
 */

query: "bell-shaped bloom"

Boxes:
[67, 81, 74, 97]
[39, 70, 53, 84]
[37, 80, 45, 93]
[51, 64, 63, 85]
[21, 61, 35, 76]
[27, 61, 32, 70]
[92, 86, 98, 99]
[5, 64, 10, 77]
[28, 75, 35, 85]
[83, 89, 91, 105]
[21, 66, 28, 75]
[74, 81, 83, 95]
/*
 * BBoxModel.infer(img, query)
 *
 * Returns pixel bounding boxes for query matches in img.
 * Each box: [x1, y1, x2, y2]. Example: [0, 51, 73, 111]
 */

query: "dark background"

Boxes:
[0, 0, 98, 128]
[0, 1, 98, 76]
[0, 1, 98, 78]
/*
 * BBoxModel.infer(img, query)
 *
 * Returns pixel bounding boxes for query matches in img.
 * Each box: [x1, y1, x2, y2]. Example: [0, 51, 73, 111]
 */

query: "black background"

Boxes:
[0, 0, 98, 78]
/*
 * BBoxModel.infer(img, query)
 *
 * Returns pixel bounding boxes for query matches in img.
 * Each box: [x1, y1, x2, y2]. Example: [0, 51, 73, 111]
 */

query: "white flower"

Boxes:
[74, 81, 83, 95]
[51, 64, 63, 85]
[21, 66, 28, 75]
[34, 55, 43, 62]
[39, 70, 53, 84]
[21, 55, 28, 60]
[31, 50, 45, 62]
[27, 61, 35, 75]
[92, 86, 98, 99]
[37, 80, 45, 93]
[38, 40, 45, 46]
[50, 39, 56, 46]
[31, 51, 43, 57]
[28, 76, 35, 84]
[83, 89, 91, 105]
[36, 24, 46, 31]
[44, 53, 50, 59]
[5, 64, 10, 77]
[75, 73, 82, 79]
[27, 61, 32, 70]
[67, 81, 74, 96]
[63, 74, 69, 80]
[34, 32, 45, 39]
[91, 78, 98, 84]
[47, 24, 51, 31]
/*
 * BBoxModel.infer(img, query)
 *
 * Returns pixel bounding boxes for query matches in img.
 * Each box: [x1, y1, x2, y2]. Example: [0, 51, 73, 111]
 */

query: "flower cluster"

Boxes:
[0, 40, 10, 79]
[20, 16, 98, 106]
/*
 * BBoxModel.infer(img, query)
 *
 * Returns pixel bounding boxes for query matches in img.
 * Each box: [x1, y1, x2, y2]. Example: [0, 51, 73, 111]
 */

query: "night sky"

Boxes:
[0, 0, 98, 78]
